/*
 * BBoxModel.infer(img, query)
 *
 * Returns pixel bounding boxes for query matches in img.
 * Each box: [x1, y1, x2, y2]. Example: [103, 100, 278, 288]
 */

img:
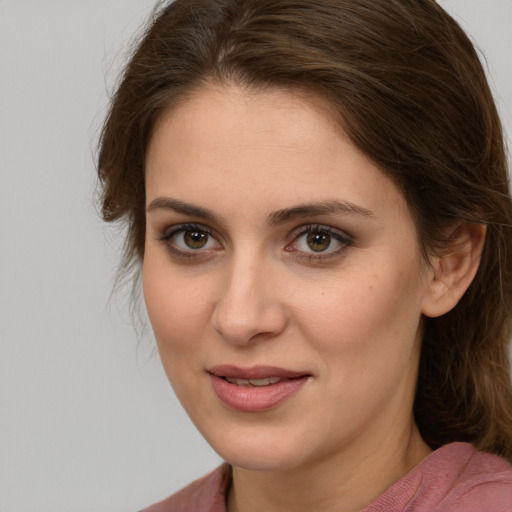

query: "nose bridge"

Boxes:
[212, 247, 286, 344]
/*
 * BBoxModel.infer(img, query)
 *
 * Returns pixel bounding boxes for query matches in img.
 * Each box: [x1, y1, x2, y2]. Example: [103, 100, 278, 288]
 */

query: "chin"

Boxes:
[222, 448, 308, 473]
[202, 426, 314, 472]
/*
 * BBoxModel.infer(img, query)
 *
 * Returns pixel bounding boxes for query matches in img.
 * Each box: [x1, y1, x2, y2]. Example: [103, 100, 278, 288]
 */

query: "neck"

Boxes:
[227, 421, 431, 512]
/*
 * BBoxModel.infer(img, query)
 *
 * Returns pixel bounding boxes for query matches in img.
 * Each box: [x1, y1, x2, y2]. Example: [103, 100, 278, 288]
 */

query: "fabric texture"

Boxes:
[141, 442, 512, 512]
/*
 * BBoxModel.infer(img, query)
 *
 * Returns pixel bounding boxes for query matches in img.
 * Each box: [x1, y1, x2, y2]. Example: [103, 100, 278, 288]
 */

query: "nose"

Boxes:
[211, 254, 287, 346]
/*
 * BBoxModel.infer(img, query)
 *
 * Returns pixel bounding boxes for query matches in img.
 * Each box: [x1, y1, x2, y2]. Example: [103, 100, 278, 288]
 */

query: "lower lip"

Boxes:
[209, 374, 309, 412]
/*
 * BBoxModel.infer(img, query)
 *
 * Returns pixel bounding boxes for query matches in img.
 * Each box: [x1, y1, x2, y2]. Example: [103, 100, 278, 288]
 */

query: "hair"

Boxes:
[97, 0, 512, 460]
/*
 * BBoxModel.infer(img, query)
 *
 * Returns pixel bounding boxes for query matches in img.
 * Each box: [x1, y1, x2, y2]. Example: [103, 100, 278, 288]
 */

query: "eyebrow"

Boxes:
[146, 197, 223, 224]
[268, 200, 375, 225]
[146, 197, 375, 225]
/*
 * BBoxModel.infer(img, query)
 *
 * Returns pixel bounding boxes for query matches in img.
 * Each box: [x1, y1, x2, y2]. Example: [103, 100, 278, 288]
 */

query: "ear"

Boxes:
[421, 222, 486, 318]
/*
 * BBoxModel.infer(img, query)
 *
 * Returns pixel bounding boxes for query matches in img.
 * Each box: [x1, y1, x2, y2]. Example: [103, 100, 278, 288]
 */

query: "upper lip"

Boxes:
[207, 365, 309, 380]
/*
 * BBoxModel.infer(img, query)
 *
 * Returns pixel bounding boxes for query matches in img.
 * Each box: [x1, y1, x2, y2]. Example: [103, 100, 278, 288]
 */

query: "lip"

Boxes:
[208, 365, 308, 380]
[207, 365, 311, 412]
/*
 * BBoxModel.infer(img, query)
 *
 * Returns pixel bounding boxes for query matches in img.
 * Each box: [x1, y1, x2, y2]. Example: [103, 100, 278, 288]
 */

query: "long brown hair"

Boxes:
[97, 0, 512, 460]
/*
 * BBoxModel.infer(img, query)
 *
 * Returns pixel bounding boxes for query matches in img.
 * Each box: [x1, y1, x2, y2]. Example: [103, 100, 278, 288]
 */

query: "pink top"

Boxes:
[141, 443, 512, 511]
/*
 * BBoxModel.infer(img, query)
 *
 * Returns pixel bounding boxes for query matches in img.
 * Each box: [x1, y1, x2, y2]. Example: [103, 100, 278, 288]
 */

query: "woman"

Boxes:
[97, 0, 512, 510]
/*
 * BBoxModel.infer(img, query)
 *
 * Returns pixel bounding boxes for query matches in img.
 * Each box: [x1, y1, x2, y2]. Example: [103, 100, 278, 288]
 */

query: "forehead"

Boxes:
[145, 84, 411, 226]
[149, 83, 343, 160]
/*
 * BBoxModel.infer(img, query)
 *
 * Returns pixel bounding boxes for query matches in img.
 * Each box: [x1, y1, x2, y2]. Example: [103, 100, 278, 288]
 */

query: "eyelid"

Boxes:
[156, 221, 353, 262]
[286, 223, 353, 259]
[159, 222, 215, 241]
[158, 222, 223, 258]
[289, 223, 353, 243]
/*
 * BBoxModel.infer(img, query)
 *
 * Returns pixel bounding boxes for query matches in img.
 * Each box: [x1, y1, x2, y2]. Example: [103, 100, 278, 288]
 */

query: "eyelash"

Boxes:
[287, 224, 353, 262]
[158, 223, 220, 260]
[157, 222, 353, 262]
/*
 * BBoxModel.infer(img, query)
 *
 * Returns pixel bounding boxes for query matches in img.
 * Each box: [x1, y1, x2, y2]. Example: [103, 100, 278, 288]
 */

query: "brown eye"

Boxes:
[306, 231, 331, 252]
[166, 226, 220, 252]
[184, 230, 209, 249]
[290, 225, 352, 258]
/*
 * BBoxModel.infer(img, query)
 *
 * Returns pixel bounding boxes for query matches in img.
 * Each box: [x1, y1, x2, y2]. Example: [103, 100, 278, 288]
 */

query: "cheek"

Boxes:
[142, 262, 215, 406]
[288, 262, 426, 426]
[288, 259, 426, 360]
[142, 258, 212, 357]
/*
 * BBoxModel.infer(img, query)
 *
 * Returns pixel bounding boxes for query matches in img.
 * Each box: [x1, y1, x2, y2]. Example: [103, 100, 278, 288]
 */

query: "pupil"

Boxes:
[185, 230, 207, 248]
[307, 232, 330, 252]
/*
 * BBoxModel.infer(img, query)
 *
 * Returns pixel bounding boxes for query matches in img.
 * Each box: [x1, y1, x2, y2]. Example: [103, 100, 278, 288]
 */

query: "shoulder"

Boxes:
[364, 442, 512, 512]
[430, 443, 512, 512]
[140, 464, 231, 512]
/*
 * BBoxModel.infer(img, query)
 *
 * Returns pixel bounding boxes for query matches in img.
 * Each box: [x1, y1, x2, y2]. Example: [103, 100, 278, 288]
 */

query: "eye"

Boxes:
[159, 223, 221, 256]
[303, 231, 333, 252]
[289, 225, 352, 257]
[175, 229, 213, 250]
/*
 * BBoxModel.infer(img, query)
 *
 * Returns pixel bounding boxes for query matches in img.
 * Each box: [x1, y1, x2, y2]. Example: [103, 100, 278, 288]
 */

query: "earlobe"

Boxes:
[421, 222, 486, 318]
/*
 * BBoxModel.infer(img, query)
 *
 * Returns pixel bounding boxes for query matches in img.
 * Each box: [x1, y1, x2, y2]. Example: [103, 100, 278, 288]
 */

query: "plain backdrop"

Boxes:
[0, 1, 511, 511]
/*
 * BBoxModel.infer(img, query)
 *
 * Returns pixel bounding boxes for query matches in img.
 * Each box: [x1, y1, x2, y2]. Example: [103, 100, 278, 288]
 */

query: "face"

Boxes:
[143, 85, 433, 472]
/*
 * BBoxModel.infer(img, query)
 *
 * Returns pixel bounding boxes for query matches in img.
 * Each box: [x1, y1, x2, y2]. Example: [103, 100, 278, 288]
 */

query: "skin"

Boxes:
[143, 84, 448, 512]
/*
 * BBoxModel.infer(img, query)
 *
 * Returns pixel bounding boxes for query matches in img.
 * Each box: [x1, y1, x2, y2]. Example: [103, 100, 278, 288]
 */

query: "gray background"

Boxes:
[1, 1, 511, 511]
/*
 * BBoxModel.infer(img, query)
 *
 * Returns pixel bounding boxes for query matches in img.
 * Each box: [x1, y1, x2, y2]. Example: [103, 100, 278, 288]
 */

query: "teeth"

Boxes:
[225, 377, 282, 387]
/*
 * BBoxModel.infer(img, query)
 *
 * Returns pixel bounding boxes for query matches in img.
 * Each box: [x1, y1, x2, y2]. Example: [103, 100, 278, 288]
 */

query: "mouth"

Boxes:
[223, 376, 284, 387]
[207, 365, 311, 412]
[208, 364, 309, 380]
